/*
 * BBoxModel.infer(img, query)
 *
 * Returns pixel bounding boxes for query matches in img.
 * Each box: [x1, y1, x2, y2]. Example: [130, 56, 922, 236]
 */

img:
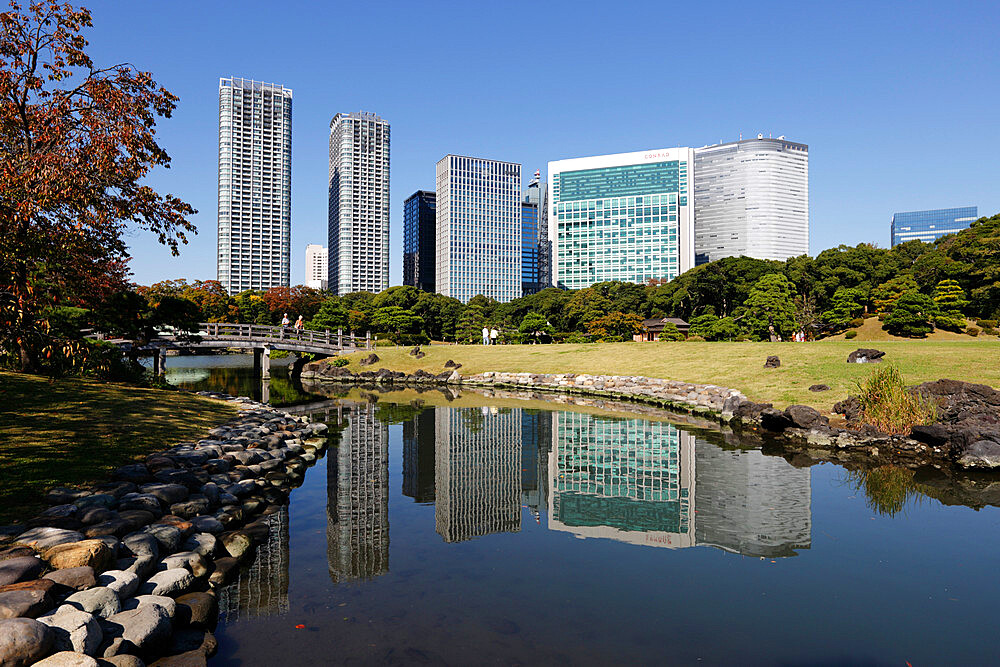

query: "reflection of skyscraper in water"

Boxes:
[520, 411, 552, 515]
[548, 414, 695, 548]
[327, 403, 389, 582]
[402, 410, 435, 503]
[218, 506, 289, 620]
[694, 444, 811, 557]
[435, 407, 522, 542]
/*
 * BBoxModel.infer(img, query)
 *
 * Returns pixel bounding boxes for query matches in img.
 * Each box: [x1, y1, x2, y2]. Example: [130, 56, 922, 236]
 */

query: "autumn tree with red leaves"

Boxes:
[0, 1, 195, 371]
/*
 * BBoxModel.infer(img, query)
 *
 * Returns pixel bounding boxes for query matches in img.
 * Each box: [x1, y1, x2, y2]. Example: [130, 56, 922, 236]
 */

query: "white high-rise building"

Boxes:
[548, 148, 695, 290]
[304, 244, 328, 290]
[217, 77, 292, 295]
[327, 112, 390, 295]
[435, 155, 521, 303]
[693, 136, 809, 264]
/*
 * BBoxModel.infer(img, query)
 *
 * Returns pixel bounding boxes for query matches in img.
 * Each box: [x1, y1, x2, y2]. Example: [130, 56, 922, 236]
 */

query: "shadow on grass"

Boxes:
[0, 371, 236, 523]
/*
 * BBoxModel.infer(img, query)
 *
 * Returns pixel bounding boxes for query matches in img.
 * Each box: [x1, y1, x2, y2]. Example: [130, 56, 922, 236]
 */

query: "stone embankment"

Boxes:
[301, 361, 1000, 469]
[0, 394, 329, 667]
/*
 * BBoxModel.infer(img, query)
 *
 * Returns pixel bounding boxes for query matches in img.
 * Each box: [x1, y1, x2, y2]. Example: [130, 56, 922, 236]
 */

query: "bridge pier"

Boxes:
[153, 348, 166, 378]
[253, 346, 271, 379]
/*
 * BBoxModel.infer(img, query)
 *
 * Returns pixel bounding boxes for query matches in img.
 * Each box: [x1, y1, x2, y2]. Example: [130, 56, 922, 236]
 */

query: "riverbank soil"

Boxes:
[0, 371, 237, 521]
[329, 340, 1000, 412]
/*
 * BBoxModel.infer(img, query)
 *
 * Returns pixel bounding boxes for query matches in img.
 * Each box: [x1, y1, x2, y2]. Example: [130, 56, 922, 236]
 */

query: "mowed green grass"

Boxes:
[0, 371, 237, 523]
[334, 339, 1000, 412]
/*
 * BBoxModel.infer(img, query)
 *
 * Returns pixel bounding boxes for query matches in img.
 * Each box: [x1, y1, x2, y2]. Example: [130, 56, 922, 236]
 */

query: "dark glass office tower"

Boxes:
[402, 190, 436, 292]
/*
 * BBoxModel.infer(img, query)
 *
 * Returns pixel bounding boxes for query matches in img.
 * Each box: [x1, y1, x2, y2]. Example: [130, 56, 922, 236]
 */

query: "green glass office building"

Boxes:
[548, 148, 695, 290]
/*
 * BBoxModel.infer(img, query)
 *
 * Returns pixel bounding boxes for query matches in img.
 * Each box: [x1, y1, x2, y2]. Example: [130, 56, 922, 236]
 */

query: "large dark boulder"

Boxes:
[956, 440, 1000, 469]
[444, 360, 462, 369]
[764, 356, 780, 368]
[910, 423, 950, 448]
[809, 384, 830, 392]
[833, 396, 862, 423]
[847, 348, 885, 363]
[760, 408, 794, 432]
[784, 405, 829, 429]
[358, 353, 379, 367]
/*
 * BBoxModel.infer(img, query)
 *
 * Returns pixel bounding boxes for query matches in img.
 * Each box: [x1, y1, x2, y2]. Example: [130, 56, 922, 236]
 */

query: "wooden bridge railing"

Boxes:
[189, 323, 371, 350]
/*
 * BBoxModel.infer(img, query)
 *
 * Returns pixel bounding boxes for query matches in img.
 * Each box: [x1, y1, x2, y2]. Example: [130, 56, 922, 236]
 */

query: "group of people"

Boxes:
[281, 313, 304, 337]
[481, 326, 499, 345]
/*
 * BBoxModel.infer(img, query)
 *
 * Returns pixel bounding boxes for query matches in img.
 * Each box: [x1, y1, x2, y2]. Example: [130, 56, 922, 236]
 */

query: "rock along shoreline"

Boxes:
[0, 393, 330, 667]
[301, 362, 1000, 471]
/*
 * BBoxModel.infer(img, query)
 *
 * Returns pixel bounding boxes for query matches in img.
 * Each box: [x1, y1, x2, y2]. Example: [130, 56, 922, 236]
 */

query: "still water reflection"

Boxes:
[167, 357, 1000, 664]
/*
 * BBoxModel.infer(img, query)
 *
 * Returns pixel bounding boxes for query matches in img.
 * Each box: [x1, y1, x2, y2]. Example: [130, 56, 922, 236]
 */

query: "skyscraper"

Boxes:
[328, 112, 390, 295]
[548, 148, 695, 290]
[217, 77, 292, 295]
[521, 171, 546, 296]
[435, 155, 522, 303]
[304, 244, 328, 290]
[402, 190, 436, 292]
[693, 136, 809, 264]
[891, 206, 978, 246]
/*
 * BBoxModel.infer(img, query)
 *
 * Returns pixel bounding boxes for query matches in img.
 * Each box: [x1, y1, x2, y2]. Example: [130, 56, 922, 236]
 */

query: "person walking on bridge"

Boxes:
[281, 313, 290, 339]
[294, 315, 304, 338]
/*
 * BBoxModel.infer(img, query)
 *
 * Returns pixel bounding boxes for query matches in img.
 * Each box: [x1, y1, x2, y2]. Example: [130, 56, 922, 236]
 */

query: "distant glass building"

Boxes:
[402, 190, 436, 292]
[523, 172, 550, 293]
[217, 77, 292, 295]
[521, 200, 539, 296]
[891, 206, 978, 246]
[435, 155, 521, 303]
[328, 111, 390, 295]
[548, 148, 695, 290]
[693, 136, 809, 265]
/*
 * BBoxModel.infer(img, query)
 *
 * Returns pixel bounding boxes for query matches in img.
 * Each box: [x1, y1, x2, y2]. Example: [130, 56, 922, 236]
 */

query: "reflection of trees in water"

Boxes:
[218, 507, 290, 620]
[842, 466, 923, 517]
[169, 359, 317, 406]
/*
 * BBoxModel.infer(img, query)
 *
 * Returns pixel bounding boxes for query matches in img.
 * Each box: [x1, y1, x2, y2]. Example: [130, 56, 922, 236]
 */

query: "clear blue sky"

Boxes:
[82, 0, 1000, 287]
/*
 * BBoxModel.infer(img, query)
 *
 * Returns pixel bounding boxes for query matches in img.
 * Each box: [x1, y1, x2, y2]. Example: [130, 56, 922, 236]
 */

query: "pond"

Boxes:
[169, 355, 1000, 665]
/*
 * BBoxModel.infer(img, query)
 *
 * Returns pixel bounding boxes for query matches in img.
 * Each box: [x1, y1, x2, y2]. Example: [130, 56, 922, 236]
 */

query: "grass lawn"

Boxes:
[330, 338, 1000, 413]
[0, 371, 238, 523]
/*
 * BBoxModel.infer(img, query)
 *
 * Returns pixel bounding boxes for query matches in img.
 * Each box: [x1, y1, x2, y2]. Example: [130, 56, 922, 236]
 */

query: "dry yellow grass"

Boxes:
[332, 339, 1000, 412]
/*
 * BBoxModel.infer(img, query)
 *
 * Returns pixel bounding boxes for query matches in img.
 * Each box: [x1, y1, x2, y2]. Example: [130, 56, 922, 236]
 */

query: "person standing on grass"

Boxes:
[490, 327, 498, 345]
[482, 326, 490, 346]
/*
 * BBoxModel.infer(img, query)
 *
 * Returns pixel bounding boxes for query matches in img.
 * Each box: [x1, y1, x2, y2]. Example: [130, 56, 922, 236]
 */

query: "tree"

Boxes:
[707, 316, 739, 341]
[456, 305, 485, 344]
[741, 273, 798, 340]
[517, 311, 553, 343]
[307, 298, 348, 331]
[932, 279, 969, 332]
[565, 289, 612, 331]
[821, 287, 865, 329]
[585, 311, 644, 341]
[883, 290, 937, 337]
[688, 314, 719, 339]
[872, 274, 919, 316]
[0, 2, 195, 371]
[371, 306, 421, 342]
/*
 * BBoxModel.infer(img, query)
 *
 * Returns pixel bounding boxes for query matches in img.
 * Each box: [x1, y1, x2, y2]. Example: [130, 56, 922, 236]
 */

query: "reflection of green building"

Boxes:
[548, 414, 695, 548]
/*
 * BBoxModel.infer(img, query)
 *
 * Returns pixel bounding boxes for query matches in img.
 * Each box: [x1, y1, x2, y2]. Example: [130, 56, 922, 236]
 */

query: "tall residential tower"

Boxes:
[328, 112, 390, 295]
[217, 77, 292, 295]
[693, 136, 809, 264]
[435, 155, 521, 303]
[304, 244, 328, 290]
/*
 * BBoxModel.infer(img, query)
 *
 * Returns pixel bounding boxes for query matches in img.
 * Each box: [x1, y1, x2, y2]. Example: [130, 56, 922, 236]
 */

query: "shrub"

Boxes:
[685, 335, 706, 342]
[562, 333, 591, 344]
[966, 326, 980, 337]
[330, 358, 349, 367]
[983, 326, 998, 336]
[657, 322, 685, 341]
[977, 319, 998, 329]
[734, 335, 751, 342]
[375, 339, 395, 347]
[845, 330, 858, 339]
[854, 364, 937, 435]
[269, 349, 291, 359]
[849, 318, 865, 328]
